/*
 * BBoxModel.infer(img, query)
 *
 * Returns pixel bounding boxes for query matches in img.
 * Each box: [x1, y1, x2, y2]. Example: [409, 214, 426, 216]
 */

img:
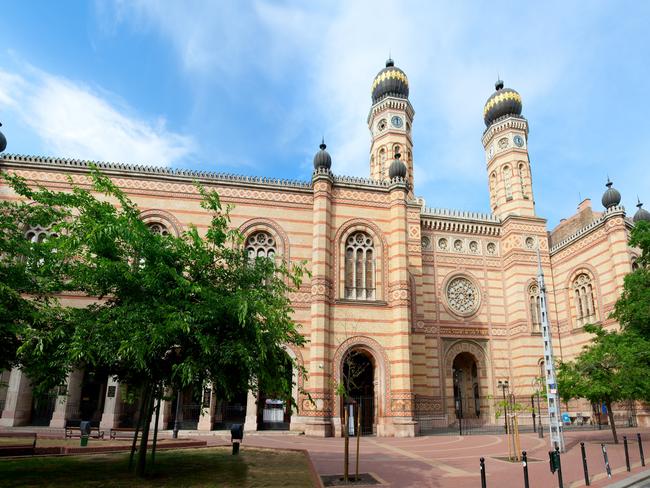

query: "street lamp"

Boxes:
[497, 380, 509, 434]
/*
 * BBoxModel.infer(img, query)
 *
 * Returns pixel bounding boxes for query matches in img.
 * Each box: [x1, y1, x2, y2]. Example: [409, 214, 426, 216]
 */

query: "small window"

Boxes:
[147, 222, 170, 236]
[246, 231, 276, 260]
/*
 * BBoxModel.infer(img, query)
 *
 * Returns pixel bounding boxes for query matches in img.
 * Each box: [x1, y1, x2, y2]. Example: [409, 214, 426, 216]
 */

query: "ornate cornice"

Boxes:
[421, 207, 501, 236]
[481, 115, 528, 146]
[549, 205, 629, 255]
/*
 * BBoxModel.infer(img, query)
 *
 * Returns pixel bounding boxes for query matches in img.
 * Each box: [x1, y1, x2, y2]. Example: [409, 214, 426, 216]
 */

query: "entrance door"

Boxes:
[343, 350, 375, 435]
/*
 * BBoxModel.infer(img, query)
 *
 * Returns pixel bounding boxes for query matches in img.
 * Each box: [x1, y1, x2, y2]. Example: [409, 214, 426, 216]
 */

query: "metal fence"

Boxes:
[414, 394, 639, 436]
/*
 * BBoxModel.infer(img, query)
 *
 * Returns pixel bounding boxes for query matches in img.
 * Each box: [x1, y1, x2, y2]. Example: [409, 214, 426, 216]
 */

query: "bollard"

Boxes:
[624, 436, 631, 472]
[522, 451, 530, 488]
[601, 443, 612, 479]
[480, 457, 487, 488]
[556, 446, 564, 488]
[580, 442, 590, 486]
[638, 433, 646, 467]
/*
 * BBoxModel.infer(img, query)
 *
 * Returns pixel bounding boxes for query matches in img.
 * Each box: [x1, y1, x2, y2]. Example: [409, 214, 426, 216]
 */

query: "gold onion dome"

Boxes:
[483, 79, 522, 127]
[371, 58, 409, 103]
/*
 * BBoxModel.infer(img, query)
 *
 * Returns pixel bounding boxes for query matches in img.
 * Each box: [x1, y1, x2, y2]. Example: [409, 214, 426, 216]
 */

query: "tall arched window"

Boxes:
[489, 172, 497, 209]
[529, 283, 542, 332]
[344, 231, 375, 300]
[246, 231, 276, 260]
[573, 273, 597, 326]
[632, 257, 640, 271]
[393, 144, 400, 158]
[503, 165, 513, 200]
[518, 163, 528, 198]
[379, 148, 387, 179]
[147, 222, 170, 236]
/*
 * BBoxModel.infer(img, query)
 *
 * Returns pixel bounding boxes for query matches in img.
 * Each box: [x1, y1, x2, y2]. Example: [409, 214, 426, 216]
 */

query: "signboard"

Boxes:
[107, 386, 116, 398]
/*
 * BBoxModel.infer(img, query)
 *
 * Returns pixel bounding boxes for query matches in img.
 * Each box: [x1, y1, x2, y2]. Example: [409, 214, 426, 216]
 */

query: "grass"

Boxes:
[0, 437, 133, 447]
[0, 446, 315, 487]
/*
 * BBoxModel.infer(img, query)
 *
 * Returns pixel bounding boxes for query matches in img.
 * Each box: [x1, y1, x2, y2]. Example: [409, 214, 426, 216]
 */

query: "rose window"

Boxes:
[446, 277, 480, 316]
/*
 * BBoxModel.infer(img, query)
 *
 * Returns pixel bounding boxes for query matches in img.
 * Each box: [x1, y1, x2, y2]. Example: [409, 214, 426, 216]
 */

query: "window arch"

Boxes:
[503, 165, 513, 200]
[147, 222, 170, 236]
[572, 272, 598, 326]
[245, 230, 276, 260]
[344, 231, 375, 300]
[25, 226, 58, 243]
[393, 144, 401, 158]
[632, 256, 640, 271]
[379, 148, 387, 179]
[529, 283, 542, 332]
[518, 162, 528, 198]
[489, 172, 497, 209]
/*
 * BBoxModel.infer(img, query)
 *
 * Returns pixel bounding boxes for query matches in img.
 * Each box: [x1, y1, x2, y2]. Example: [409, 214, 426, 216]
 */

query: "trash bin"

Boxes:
[80, 421, 91, 447]
[230, 423, 244, 455]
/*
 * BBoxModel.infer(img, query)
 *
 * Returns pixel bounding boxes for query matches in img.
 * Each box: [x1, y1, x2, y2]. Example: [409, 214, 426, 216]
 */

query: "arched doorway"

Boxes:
[257, 352, 293, 430]
[342, 349, 375, 435]
[452, 352, 481, 420]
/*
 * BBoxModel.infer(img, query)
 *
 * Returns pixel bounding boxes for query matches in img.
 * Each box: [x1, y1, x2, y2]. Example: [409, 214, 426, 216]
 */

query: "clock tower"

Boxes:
[482, 80, 535, 218]
[368, 59, 415, 188]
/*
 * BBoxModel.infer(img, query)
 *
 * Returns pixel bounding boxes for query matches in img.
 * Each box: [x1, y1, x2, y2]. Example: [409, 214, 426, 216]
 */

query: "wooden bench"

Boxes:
[109, 427, 138, 440]
[64, 420, 105, 439]
[0, 432, 37, 456]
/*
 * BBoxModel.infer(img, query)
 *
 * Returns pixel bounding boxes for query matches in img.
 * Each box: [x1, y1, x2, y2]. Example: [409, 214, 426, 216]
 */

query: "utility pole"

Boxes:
[537, 248, 565, 452]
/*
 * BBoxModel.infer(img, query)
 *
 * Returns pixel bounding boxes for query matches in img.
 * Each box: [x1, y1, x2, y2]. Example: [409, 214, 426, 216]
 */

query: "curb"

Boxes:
[605, 469, 650, 488]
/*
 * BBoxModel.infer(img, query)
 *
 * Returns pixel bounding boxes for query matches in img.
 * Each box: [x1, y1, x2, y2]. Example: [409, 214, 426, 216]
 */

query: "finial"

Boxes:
[386, 56, 395, 67]
[495, 79, 504, 90]
[638, 196, 643, 209]
[606, 176, 613, 188]
[320, 137, 326, 150]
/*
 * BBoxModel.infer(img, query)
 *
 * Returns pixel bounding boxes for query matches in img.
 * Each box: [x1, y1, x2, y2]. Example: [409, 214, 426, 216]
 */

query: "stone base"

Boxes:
[100, 413, 119, 430]
[305, 418, 333, 437]
[243, 414, 258, 432]
[289, 416, 308, 433]
[49, 417, 67, 428]
[0, 412, 29, 427]
[377, 417, 417, 437]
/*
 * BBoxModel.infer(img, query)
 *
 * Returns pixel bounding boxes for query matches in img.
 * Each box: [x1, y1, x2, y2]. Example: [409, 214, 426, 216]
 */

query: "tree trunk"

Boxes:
[343, 407, 349, 482]
[151, 393, 161, 467]
[606, 399, 618, 444]
[136, 384, 155, 477]
[129, 386, 148, 470]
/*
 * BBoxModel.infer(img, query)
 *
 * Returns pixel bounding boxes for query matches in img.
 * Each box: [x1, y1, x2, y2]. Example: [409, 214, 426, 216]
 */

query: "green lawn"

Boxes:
[0, 447, 315, 487]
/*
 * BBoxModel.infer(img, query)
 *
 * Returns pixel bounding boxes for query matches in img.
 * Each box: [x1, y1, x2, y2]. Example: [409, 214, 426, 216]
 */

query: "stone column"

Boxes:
[100, 376, 121, 429]
[0, 368, 32, 427]
[197, 385, 215, 431]
[49, 369, 84, 428]
[243, 390, 258, 432]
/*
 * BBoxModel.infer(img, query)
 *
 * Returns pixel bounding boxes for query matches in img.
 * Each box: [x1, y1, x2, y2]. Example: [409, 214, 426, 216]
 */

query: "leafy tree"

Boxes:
[3, 168, 307, 477]
[557, 325, 650, 443]
[613, 220, 650, 337]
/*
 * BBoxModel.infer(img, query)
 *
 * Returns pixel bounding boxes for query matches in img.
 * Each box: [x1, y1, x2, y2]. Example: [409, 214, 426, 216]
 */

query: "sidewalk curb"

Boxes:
[605, 469, 650, 488]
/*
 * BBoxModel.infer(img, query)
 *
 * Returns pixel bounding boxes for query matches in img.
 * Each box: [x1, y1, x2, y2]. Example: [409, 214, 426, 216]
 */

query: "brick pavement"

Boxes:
[204, 427, 650, 487]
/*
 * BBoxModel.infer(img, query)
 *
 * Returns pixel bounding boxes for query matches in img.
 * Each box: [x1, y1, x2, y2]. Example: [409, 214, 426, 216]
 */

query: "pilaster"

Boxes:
[100, 376, 121, 429]
[0, 368, 32, 427]
[50, 369, 83, 427]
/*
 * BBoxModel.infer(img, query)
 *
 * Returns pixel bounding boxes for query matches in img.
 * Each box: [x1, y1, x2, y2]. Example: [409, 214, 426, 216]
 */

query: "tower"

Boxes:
[482, 80, 535, 218]
[368, 59, 415, 188]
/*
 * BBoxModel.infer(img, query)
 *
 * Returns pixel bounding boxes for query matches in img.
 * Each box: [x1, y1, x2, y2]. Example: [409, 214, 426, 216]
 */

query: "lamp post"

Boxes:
[163, 345, 183, 439]
[498, 380, 509, 434]
[173, 389, 182, 439]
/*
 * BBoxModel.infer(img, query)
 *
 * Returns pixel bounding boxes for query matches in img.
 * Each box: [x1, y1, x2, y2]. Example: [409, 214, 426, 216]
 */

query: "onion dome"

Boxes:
[388, 152, 407, 180]
[313, 139, 331, 170]
[601, 178, 621, 209]
[0, 122, 6, 153]
[483, 79, 523, 127]
[371, 58, 409, 104]
[633, 199, 650, 223]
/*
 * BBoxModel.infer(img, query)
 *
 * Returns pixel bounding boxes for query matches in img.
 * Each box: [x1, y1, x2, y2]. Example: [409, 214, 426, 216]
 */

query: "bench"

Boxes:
[64, 420, 105, 439]
[109, 427, 138, 440]
[0, 432, 37, 456]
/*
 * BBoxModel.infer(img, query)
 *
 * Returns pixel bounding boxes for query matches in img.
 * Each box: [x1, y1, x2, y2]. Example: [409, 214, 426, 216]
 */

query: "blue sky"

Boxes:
[0, 1, 649, 228]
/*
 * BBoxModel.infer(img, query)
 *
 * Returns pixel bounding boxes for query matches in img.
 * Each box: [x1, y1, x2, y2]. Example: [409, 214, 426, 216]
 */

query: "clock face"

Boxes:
[391, 115, 403, 128]
[514, 135, 525, 148]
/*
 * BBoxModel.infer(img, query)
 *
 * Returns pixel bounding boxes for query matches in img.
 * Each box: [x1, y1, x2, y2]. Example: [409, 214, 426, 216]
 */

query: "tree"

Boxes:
[556, 325, 650, 443]
[3, 168, 307, 477]
[613, 220, 650, 337]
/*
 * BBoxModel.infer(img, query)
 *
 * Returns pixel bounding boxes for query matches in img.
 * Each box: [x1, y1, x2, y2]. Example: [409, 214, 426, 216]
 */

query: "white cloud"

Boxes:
[0, 65, 194, 165]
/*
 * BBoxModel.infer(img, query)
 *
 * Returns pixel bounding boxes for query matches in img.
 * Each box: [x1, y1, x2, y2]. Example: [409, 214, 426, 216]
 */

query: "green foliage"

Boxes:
[612, 221, 650, 337]
[557, 324, 650, 405]
[1, 167, 308, 475]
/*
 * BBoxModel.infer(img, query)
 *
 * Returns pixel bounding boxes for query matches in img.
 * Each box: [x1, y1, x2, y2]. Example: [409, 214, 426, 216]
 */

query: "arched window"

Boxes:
[245, 231, 276, 260]
[632, 257, 640, 271]
[393, 144, 400, 158]
[147, 222, 170, 236]
[344, 231, 375, 300]
[25, 226, 58, 243]
[489, 172, 497, 209]
[529, 283, 542, 332]
[572, 273, 597, 326]
[379, 148, 386, 179]
[503, 165, 513, 200]
[518, 163, 528, 198]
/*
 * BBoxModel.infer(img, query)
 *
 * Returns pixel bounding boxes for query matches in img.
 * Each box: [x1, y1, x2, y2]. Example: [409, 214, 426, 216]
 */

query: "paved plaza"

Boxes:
[201, 428, 650, 487]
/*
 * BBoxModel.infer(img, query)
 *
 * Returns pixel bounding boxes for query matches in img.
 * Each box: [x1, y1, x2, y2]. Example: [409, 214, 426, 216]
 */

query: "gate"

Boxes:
[349, 395, 374, 435]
